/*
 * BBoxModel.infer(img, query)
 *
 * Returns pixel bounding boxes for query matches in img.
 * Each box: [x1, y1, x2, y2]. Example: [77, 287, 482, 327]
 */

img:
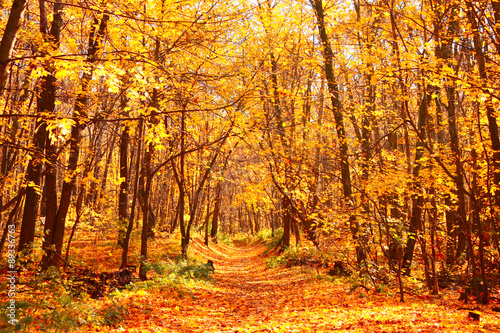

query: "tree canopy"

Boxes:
[1, 0, 500, 312]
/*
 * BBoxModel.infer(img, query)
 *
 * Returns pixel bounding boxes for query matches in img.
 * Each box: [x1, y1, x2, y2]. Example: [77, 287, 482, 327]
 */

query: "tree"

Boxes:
[42, 11, 109, 268]
[0, 0, 28, 92]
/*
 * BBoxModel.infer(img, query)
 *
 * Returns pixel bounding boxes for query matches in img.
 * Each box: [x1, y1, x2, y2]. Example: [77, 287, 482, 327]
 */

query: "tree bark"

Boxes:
[0, 0, 28, 92]
[204, 185, 211, 245]
[465, 1, 495, 303]
[138, 139, 152, 280]
[121, 119, 143, 269]
[402, 92, 430, 274]
[118, 97, 130, 247]
[18, 0, 62, 254]
[310, 0, 352, 201]
[210, 183, 221, 240]
[42, 13, 109, 269]
[469, 2, 500, 212]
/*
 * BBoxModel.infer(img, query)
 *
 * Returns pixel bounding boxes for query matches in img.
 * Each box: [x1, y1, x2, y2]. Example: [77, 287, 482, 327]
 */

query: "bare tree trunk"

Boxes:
[118, 95, 130, 246]
[64, 186, 85, 262]
[465, 1, 497, 303]
[210, 183, 221, 241]
[138, 138, 152, 280]
[471, 1, 500, 209]
[281, 197, 291, 251]
[0, 195, 23, 259]
[402, 92, 430, 275]
[18, 0, 62, 254]
[434, 2, 467, 262]
[179, 111, 187, 256]
[204, 185, 211, 246]
[121, 119, 143, 269]
[310, 0, 352, 201]
[310, 0, 359, 258]
[0, 0, 28, 92]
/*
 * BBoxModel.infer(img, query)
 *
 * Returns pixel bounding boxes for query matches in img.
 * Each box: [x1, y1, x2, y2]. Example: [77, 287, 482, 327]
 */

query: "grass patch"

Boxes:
[265, 246, 328, 269]
[216, 232, 234, 247]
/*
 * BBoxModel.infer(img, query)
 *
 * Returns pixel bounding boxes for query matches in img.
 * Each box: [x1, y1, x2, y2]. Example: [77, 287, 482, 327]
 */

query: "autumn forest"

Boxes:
[1, 0, 500, 331]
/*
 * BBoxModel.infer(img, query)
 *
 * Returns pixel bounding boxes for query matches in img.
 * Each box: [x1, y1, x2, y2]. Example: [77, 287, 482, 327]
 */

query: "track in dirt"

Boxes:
[113, 238, 500, 333]
[187, 240, 313, 330]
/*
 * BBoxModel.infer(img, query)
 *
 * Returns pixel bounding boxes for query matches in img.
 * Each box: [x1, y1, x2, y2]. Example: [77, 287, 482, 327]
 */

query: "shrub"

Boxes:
[269, 228, 284, 249]
[265, 246, 328, 269]
[217, 232, 234, 246]
[256, 229, 274, 241]
[141, 258, 215, 283]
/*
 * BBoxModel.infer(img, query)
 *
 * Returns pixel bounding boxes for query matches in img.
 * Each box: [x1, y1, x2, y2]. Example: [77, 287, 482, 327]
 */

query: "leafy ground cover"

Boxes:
[2, 233, 500, 332]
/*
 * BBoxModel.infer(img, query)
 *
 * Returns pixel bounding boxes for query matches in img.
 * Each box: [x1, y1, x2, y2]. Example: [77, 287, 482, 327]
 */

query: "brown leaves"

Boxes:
[14, 238, 499, 333]
[86, 238, 497, 332]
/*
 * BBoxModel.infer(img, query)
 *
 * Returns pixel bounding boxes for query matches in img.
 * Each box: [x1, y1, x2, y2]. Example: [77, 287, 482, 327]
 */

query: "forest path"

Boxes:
[156, 238, 348, 332]
[115, 238, 499, 333]
[185, 238, 317, 331]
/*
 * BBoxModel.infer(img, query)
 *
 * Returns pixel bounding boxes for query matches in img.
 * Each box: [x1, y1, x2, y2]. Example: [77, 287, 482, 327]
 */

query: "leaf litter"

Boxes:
[81, 238, 500, 333]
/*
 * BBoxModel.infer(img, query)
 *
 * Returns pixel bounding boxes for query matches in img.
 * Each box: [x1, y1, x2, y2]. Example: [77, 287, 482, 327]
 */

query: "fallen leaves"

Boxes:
[8, 237, 499, 332]
[81, 238, 499, 333]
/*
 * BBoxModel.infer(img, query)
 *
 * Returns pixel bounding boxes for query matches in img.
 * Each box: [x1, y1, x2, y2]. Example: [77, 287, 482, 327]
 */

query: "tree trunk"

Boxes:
[0, 195, 23, 260]
[118, 109, 130, 246]
[310, 0, 359, 258]
[468, 1, 500, 218]
[281, 196, 291, 251]
[310, 0, 352, 201]
[184, 146, 223, 254]
[18, 120, 46, 253]
[42, 13, 109, 269]
[121, 119, 143, 269]
[18, 0, 62, 255]
[435, 2, 467, 262]
[64, 185, 85, 262]
[402, 92, 430, 275]
[210, 183, 221, 241]
[138, 140, 152, 280]
[0, 0, 28, 92]
[204, 186, 211, 246]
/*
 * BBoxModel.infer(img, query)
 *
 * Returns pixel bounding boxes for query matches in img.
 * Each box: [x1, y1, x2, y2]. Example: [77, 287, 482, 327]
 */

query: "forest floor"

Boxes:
[3, 236, 500, 332]
[83, 238, 500, 333]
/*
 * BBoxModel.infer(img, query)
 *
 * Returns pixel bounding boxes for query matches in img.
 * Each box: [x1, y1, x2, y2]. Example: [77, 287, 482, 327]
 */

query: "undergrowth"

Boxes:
[216, 232, 234, 247]
[265, 246, 328, 269]
[0, 270, 128, 333]
[0, 256, 214, 332]
[143, 258, 215, 283]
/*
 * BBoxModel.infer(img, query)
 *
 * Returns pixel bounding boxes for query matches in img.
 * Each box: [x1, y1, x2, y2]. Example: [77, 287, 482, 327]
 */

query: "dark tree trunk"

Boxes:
[269, 51, 292, 251]
[469, 1, 500, 212]
[210, 183, 221, 241]
[402, 93, 430, 275]
[253, 205, 260, 233]
[435, 2, 467, 262]
[0, 195, 23, 259]
[0, 0, 28, 92]
[64, 185, 85, 262]
[121, 119, 143, 269]
[18, 0, 61, 254]
[184, 147, 222, 254]
[42, 13, 108, 269]
[174, 110, 188, 256]
[18, 119, 46, 253]
[118, 118, 130, 246]
[310, 0, 352, 201]
[138, 140, 152, 280]
[310, 0, 360, 258]
[204, 186, 211, 246]
[465, 1, 498, 303]
[281, 196, 291, 251]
